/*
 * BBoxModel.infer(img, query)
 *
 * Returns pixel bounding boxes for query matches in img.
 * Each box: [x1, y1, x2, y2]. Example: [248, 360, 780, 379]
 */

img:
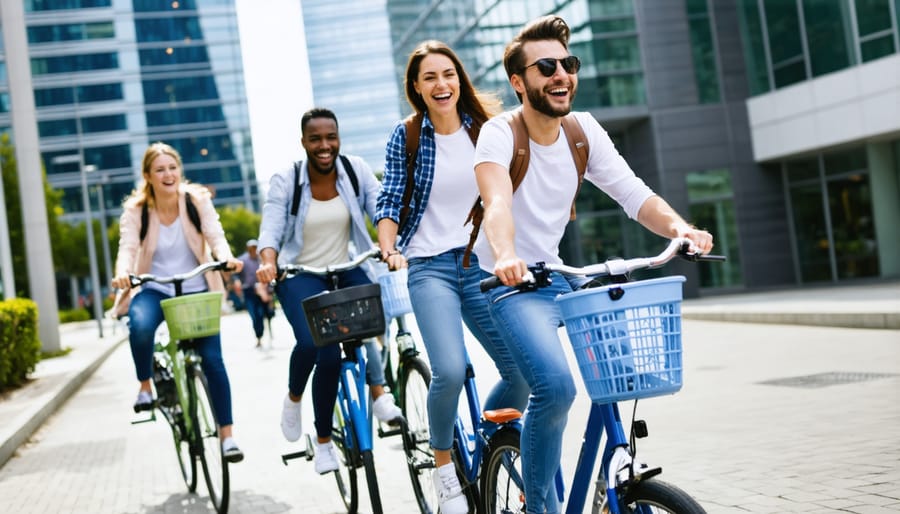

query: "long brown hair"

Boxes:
[404, 40, 501, 126]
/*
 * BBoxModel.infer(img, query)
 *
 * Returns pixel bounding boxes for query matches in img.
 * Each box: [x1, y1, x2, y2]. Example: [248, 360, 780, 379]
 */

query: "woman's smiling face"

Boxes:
[414, 53, 460, 116]
[146, 152, 181, 197]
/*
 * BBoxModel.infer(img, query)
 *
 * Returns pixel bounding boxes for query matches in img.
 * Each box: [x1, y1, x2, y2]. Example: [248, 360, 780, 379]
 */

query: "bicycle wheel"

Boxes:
[397, 357, 436, 513]
[597, 478, 706, 514]
[154, 361, 197, 492]
[480, 428, 524, 514]
[332, 404, 360, 514]
[360, 450, 383, 514]
[191, 370, 230, 514]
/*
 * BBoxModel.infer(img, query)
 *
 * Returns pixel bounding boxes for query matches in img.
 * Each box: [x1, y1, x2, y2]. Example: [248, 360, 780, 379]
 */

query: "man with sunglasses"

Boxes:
[472, 15, 714, 514]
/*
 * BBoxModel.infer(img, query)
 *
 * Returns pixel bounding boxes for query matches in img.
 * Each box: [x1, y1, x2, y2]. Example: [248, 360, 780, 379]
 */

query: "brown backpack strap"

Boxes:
[399, 112, 423, 229]
[462, 112, 528, 267]
[561, 114, 589, 220]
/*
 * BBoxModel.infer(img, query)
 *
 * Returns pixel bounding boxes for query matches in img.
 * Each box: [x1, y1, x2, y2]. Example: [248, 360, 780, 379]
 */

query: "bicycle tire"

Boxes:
[397, 357, 436, 514]
[479, 428, 524, 514]
[595, 478, 706, 514]
[361, 450, 383, 514]
[191, 370, 230, 514]
[154, 360, 197, 492]
[332, 404, 360, 514]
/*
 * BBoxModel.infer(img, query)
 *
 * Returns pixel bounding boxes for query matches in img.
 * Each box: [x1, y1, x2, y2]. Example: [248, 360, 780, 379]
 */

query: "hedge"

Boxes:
[0, 298, 41, 391]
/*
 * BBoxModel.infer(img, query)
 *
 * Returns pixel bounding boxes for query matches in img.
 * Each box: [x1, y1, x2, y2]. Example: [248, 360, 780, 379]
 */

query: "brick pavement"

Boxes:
[0, 282, 898, 513]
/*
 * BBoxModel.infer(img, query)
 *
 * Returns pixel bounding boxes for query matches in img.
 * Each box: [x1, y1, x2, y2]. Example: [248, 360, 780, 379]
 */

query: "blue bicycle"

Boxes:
[279, 248, 391, 514]
[480, 238, 723, 514]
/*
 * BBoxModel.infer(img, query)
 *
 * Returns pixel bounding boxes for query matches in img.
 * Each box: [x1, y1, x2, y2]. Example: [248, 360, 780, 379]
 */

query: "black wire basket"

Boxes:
[302, 283, 386, 347]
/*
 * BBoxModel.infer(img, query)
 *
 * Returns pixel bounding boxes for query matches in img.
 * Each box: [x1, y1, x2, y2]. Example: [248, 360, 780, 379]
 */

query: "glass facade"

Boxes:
[784, 148, 880, 283]
[687, 169, 742, 288]
[737, 0, 900, 94]
[0, 0, 258, 225]
[301, 0, 400, 171]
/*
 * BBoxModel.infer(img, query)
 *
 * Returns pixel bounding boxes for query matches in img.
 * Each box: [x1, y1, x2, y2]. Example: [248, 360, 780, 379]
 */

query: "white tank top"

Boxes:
[297, 196, 351, 267]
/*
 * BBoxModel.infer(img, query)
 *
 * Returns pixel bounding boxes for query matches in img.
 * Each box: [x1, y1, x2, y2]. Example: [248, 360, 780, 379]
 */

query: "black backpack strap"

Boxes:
[139, 192, 202, 243]
[290, 161, 302, 216]
[140, 202, 149, 243]
[339, 155, 359, 196]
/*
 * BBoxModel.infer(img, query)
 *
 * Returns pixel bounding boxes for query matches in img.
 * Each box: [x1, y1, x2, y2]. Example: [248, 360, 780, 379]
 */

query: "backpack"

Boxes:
[290, 155, 359, 216]
[140, 191, 202, 242]
[461, 110, 590, 266]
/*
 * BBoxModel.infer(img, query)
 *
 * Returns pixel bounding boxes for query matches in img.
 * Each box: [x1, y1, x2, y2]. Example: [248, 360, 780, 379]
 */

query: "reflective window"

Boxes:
[686, 0, 721, 103]
[35, 83, 123, 107]
[143, 76, 220, 103]
[687, 169, 742, 287]
[0, 93, 11, 114]
[803, 0, 855, 76]
[81, 114, 126, 133]
[31, 53, 118, 75]
[139, 47, 211, 66]
[25, 0, 110, 11]
[134, 18, 204, 43]
[39, 119, 78, 138]
[28, 22, 114, 43]
[146, 106, 225, 126]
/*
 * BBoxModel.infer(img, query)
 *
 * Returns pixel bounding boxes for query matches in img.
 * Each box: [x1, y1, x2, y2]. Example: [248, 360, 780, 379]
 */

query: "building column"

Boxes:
[1, 0, 61, 351]
[866, 141, 900, 278]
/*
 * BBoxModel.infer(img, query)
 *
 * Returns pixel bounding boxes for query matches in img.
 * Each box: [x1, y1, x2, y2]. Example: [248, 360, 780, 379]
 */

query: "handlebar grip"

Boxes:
[480, 276, 503, 292]
[698, 254, 727, 262]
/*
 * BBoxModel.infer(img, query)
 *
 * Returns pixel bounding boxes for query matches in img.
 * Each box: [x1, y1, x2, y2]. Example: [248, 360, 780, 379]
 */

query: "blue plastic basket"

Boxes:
[555, 276, 686, 404]
[378, 268, 413, 319]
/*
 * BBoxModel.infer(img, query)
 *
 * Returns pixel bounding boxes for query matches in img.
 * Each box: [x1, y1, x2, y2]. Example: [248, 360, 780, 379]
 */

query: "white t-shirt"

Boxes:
[406, 126, 479, 259]
[472, 110, 655, 272]
[297, 196, 351, 267]
[146, 218, 206, 296]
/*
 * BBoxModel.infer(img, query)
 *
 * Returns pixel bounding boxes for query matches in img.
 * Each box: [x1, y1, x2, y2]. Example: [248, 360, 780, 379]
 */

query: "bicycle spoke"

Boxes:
[193, 371, 229, 513]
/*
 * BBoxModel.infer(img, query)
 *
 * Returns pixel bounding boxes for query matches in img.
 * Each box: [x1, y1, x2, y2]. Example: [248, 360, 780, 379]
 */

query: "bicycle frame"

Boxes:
[335, 341, 374, 457]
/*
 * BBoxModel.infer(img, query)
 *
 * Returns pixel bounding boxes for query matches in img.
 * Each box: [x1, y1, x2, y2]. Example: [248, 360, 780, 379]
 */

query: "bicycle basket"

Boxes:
[302, 283, 386, 347]
[160, 292, 222, 340]
[555, 276, 685, 404]
[378, 268, 413, 319]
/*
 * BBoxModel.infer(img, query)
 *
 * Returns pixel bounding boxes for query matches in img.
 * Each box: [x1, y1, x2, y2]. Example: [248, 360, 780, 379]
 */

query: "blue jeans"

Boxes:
[128, 288, 234, 426]
[243, 287, 267, 339]
[484, 274, 578, 514]
[408, 249, 529, 451]
[276, 267, 388, 439]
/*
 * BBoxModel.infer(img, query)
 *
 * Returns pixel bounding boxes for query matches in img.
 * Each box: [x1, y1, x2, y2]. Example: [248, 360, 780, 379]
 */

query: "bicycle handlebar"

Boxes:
[277, 248, 383, 279]
[480, 237, 726, 292]
[129, 260, 231, 288]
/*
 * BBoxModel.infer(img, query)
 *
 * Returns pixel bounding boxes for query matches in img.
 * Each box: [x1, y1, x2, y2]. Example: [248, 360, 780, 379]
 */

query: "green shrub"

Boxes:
[59, 308, 91, 323]
[0, 298, 41, 391]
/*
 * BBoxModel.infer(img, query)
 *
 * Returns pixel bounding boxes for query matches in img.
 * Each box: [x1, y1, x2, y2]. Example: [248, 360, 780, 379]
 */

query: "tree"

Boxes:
[0, 134, 65, 298]
[216, 205, 262, 257]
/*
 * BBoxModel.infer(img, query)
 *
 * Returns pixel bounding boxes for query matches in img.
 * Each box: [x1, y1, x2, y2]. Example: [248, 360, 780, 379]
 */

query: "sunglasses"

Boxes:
[522, 55, 581, 77]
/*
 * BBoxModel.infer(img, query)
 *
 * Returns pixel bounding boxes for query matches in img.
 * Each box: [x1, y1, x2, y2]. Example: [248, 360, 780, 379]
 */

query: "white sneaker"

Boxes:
[433, 463, 468, 514]
[280, 394, 302, 442]
[314, 441, 340, 474]
[371, 393, 402, 423]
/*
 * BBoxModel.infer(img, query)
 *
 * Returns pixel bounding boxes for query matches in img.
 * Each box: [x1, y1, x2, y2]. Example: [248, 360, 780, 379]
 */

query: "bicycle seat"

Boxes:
[483, 408, 523, 423]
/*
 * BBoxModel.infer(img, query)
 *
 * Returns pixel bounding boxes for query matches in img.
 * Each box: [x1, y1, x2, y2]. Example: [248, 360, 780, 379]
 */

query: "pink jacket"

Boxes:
[111, 184, 233, 317]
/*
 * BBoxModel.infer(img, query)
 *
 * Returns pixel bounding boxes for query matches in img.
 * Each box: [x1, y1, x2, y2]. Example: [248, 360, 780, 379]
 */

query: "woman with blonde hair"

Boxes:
[111, 142, 245, 462]
[375, 40, 528, 513]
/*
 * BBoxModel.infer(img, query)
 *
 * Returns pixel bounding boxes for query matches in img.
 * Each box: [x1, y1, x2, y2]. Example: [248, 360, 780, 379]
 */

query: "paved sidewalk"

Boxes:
[0, 280, 897, 472]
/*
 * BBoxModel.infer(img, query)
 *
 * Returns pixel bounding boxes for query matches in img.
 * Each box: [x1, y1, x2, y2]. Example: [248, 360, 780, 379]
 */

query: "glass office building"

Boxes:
[0, 0, 257, 227]
[301, 0, 400, 171]
[384, 0, 900, 293]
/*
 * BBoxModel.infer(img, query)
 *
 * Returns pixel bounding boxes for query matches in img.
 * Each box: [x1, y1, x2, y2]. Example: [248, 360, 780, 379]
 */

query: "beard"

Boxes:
[524, 76, 576, 118]
[307, 155, 337, 176]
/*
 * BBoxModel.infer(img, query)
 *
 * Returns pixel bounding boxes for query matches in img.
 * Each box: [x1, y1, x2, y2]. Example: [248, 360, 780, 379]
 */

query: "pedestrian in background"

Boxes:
[237, 239, 266, 347]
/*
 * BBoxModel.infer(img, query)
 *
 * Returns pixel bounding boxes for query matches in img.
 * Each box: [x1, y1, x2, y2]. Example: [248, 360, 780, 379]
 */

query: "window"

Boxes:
[31, 53, 118, 75]
[802, 0, 855, 76]
[27, 22, 114, 43]
[25, 0, 110, 12]
[687, 169, 742, 288]
[686, 0, 721, 103]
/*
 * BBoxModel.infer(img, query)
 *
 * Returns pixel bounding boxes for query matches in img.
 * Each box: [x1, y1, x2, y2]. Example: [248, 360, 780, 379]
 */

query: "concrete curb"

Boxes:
[682, 310, 900, 330]
[0, 333, 128, 468]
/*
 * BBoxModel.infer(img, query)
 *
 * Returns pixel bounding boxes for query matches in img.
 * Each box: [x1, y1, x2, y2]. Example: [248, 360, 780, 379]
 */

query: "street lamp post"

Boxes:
[95, 175, 113, 293]
[52, 154, 103, 338]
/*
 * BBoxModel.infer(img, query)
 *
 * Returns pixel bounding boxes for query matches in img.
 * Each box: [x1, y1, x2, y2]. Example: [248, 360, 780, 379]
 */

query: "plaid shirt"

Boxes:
[375, 111, 476, 250]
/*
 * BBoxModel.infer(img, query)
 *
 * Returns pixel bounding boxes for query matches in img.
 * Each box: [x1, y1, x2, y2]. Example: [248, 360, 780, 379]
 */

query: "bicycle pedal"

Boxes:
[281, 450, 310, 465]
